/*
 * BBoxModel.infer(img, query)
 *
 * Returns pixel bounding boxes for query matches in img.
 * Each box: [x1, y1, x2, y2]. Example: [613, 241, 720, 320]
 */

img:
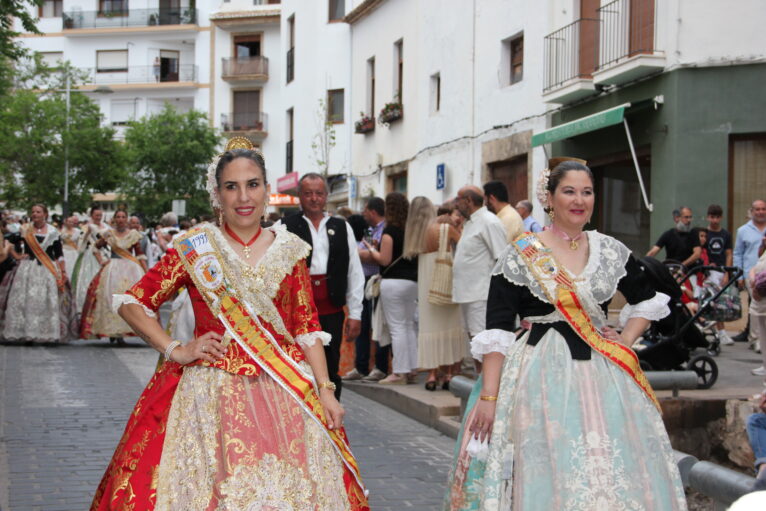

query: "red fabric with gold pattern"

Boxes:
[122, 249, 318, 376]
[90, 361, 183, 511]
[92, 247, 368, 510]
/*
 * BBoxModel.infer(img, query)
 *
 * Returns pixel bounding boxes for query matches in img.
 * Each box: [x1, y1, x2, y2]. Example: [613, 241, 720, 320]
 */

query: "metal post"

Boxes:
[63, 74, 70, 219]
[623, 117, 653, 212]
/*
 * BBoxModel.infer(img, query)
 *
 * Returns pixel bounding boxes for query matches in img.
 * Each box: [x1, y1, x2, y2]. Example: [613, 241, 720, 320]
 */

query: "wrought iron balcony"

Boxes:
[597, 0, 659, 69]
[63, 7, 198, 30]
[221, 112, 269, 137]
[543, 18, 600, 92]
[221, 56, 269, 82]
[80, 64, 197, 84]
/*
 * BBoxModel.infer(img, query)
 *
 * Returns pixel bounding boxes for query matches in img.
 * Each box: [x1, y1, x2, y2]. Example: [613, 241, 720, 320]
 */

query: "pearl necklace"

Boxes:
[550, 224, 583, 250]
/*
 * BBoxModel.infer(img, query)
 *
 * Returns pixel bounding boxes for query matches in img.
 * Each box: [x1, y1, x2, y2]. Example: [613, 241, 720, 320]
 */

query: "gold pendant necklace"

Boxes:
[242, 245, 251, 259]
[569, 240, 578, 250]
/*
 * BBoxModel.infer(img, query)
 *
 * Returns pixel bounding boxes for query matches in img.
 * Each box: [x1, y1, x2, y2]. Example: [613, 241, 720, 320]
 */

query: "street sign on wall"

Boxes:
[172, 199, 186, 217]
[349, 176, 358, 199]
[436, 163, 445, 190]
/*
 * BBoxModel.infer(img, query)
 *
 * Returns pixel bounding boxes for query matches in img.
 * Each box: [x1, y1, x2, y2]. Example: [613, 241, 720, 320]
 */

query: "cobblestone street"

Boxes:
[0, 340, 454, 511]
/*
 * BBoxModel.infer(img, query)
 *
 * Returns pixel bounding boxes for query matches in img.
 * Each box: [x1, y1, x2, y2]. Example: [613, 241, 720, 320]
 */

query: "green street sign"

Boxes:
[531, 103, 630, 147]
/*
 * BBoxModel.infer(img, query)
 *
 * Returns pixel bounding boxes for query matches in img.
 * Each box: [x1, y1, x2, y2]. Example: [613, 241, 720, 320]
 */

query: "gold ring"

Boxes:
[201, 345, 207, 353]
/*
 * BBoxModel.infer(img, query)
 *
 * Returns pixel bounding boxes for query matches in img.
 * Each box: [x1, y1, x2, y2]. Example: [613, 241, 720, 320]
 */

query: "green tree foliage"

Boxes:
[1, 0, 42, 61]
[0, 60, 126, 213]
[122, 105, 221, 220]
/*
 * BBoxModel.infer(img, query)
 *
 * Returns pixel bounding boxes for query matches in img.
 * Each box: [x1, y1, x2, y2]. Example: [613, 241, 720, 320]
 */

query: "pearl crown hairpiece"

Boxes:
[205, 137, 262, 209]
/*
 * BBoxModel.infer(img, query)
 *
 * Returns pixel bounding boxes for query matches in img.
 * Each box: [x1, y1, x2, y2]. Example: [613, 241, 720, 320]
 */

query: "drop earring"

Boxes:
[218, 210, 224, 226]
[548, 209, 555, 222]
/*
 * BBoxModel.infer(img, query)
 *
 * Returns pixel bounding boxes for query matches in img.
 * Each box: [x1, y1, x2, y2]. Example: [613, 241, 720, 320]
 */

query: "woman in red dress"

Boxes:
[91, 137, 368, 510]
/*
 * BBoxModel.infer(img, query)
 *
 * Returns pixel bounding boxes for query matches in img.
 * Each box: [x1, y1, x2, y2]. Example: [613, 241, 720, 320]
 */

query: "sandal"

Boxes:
[425, 379, 438, 391]
[441, 376, 452, 391]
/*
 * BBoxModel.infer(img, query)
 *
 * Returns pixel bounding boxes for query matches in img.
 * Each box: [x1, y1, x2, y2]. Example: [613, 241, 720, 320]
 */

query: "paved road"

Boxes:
[0, 339, 454, 511]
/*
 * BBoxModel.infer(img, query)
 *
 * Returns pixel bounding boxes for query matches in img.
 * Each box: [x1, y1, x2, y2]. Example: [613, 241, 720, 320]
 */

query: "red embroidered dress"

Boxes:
[91, 225, 369, 511]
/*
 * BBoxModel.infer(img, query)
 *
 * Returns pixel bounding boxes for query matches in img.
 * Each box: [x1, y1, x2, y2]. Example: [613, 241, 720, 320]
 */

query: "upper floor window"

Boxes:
[99, 0, 128, 15]
[38, 52, 64, 68]
[367, 57, 375, 115]
[39, 0, 63, 18]
[329, 0, 345, 21]
[501, 33, 524, 86]
[430, 73, 441, 112]
[327, 89, 344, 123]
[97, 50, 128, 73]
[510, 35, 523, 84]
[286, 14, 295, 83]
[394, 39, 403, 100]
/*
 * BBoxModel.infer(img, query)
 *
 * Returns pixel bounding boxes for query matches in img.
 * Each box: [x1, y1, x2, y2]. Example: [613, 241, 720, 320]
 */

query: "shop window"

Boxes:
[327, 89, 344, 123]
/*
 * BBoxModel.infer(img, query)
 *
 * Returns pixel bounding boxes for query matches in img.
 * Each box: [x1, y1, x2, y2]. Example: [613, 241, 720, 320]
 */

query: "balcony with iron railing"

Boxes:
[221, 56, 269, 82]
[542, 18, 600, 104]
[63, 7, 198, 30]
[80, 64, 197, 87]
[594, 0, 664, 85]
[222, 112, 268, 140]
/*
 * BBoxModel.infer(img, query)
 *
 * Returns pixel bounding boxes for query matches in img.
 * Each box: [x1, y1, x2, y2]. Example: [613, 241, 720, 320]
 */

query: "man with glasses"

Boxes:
[646, 206, 701, 268]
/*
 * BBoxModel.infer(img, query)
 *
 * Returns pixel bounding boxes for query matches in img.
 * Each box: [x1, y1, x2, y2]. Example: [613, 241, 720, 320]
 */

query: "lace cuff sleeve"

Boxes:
[470, 329, 516, 361]
[112, 293, 158, 319]
[294, 331, 332, 349]
[618, 292, 670, 327]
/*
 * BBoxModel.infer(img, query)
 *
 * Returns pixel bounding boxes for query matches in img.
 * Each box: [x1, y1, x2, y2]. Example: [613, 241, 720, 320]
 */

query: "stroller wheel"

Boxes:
[687, 355, 718, 389]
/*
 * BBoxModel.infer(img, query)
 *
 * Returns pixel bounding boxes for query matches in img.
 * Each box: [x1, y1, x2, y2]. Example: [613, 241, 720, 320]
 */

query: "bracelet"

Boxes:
[318, 381, 337, 392]
[164, 340, 181, 362]
[479, 395, 498, 402]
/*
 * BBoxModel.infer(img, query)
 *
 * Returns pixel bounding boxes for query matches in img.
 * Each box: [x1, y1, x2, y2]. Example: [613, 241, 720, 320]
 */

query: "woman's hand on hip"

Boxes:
[319, 388, 345, 430]
[172, 331, 226, 365]
[471, 400, 496, 442]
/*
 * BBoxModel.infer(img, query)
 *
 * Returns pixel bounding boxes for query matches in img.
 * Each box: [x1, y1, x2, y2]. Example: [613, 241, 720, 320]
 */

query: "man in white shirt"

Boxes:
[281, 173, 364, 399]
[452, 185, 508, 368]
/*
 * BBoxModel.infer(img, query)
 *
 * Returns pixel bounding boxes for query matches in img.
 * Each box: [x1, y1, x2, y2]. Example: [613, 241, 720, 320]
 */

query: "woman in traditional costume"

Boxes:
[445, 159, 687, 510]
[0, 204, 74, 343]
[91, 138, 369, 511]
[60, 214, 82, 278]
[80, 209, 147, 344]
[72, 205, 110, 314]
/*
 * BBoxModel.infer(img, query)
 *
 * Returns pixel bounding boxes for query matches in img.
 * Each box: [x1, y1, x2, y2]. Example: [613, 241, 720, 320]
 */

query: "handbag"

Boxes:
[364, 254, 405, 300]
[428, 223, 455, 306]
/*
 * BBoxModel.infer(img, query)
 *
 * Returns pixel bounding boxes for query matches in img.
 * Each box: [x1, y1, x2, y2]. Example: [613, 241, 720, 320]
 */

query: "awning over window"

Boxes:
[531, 103, 630, 147]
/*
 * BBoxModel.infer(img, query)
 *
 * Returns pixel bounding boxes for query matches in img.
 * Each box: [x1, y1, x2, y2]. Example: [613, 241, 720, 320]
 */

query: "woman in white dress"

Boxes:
[60, 214, 82, 278]
[72, 206, 109, 314]
[405, 197, 466, 390]
[1, 204, 74, 343]
[80, 209, 147, 343]
[445, 159, 686, 510]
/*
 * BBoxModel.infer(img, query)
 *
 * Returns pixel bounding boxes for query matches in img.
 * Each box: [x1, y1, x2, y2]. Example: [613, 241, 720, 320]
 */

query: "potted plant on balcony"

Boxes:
[63, 14, 74, 29]
[148, 13, 158, 25]
[378, 95, 403, 125]
[354, 112, 375, 134]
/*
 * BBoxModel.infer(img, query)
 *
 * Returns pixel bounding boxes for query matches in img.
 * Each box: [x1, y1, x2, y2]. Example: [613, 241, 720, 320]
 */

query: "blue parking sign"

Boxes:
[436, 164, 445, 190]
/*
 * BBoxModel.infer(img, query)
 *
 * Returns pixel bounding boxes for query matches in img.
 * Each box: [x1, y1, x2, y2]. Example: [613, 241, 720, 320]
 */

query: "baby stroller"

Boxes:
[633, 258, 742, 389]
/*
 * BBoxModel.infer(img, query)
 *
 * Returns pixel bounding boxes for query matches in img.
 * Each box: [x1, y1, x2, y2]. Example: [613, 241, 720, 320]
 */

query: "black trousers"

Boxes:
[319, 311, 345, 401]
[355, 295, 390, 374]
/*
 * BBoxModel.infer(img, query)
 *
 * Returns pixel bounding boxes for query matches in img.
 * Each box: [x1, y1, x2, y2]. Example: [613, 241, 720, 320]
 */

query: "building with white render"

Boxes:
[15, 0, 766, 250]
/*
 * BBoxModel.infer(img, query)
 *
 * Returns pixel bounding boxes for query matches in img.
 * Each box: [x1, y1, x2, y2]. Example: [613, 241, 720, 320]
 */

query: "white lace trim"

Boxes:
[496, 231, 632, 306]
[112, 293, 158, 318]
[470, 329, 516, 361]
[618, 292, 670, 327]
[294, 331, 332, 349]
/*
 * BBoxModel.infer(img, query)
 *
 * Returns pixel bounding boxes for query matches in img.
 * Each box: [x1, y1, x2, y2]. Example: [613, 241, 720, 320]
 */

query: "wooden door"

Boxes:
[490, 155, 528, 205]
[629, 0, 655, 55]
[578, 0, 599, 77]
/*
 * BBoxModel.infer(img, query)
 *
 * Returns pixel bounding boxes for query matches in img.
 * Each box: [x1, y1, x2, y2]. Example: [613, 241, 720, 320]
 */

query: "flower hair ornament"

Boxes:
[535, 157, 587, 211]
[205, 136, 260, 209]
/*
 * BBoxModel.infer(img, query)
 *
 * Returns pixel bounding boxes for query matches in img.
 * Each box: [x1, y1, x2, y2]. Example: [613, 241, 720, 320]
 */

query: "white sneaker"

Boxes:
[717, 331, 735, 346]
[341, 368, 364, 381]
[752, 366, 766, 376]
[362, 368, 387, 382]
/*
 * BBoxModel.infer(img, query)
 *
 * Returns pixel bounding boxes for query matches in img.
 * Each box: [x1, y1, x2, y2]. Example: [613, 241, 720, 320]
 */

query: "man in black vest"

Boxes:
[282, 173, 364, 400]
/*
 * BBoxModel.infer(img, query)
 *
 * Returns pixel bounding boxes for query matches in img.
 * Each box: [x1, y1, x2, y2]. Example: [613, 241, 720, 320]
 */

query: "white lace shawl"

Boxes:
[470, 231, 670, 359]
